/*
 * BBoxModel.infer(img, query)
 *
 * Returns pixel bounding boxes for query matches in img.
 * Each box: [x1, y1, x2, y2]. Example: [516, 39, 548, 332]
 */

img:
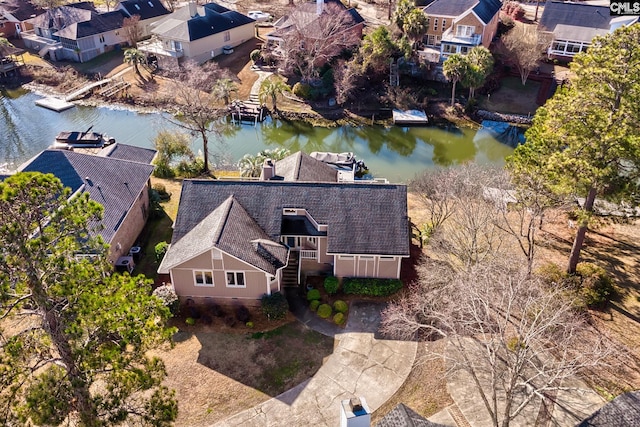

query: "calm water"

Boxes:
[0, 90, 515, 182]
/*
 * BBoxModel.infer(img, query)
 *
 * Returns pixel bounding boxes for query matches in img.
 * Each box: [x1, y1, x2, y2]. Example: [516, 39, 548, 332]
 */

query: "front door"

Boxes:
[286, 237, 296, 248]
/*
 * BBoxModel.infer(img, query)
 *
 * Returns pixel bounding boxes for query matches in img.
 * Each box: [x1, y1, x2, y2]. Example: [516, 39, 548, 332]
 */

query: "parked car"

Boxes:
[247, 10, 271, 22]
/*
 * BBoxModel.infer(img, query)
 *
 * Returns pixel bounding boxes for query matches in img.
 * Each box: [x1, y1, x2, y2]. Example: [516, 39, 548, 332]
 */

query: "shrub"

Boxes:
[152, 183, 171, 201]
[153, 162, 175, 178]
[537, 262, 566, 285]
[501, 1, 525, 21]
[576, 263, 615, 308]
[210, 303, 225, 317]
[224, 315, 236, 327]
[292, 82, 312, 100]
[201, 314, 213, 325]
[317, 304, 332, 319]
[323, 276, 339, 295]
[154, 241, 169, 262]
[261, 292, 289, 320]
[333, 312, 345, 325]
[343, 278, 403, 296]
[246, 321, 254, 328]
[306, 289, 321, 301]
[236, 305, 251, 323]
[176, 158, 205, 178]
[152, 284, 179, 315]
[250, 49, 262, 62]
[310, 299, 320, 312]
[185, 317, 195, 326]
[333, 300, 348, 314]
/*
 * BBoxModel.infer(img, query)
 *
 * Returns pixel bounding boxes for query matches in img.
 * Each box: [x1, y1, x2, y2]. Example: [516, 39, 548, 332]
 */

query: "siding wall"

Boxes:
[170, 249, 273, 300]
[333, 255, 401, 279]
[108, 183, 150, 264]
[181, 23, 254, 63]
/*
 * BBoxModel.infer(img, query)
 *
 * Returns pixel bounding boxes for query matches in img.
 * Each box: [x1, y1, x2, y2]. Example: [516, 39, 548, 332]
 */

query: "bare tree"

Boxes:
[165, 61, 227, 174]
[381, 259, 614, 427]
[122, 15, 142, 48]
[501, 23, 552, 85]
[333, 59, 359, 105]
[410, 167, 467, 231]
[281, 2, 361, 82]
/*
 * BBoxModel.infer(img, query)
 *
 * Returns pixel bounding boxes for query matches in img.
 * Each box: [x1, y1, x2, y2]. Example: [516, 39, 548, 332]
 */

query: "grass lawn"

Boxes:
[478, 76, 541, 116]
[152, 321, 334, 426]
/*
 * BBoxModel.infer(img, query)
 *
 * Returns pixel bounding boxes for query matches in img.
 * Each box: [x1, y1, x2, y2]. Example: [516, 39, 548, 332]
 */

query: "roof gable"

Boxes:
[171, 180, 410, 257]
[423, 0, 477, 18]
[20, 150, 154, 245]
[32, 2, 95, 30]
[117, 0, 169, 20]
[161, 195, 288, 274]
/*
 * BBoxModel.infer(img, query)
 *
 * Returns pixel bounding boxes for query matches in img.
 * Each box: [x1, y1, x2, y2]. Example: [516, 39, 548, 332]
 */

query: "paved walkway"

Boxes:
[212, 295, 417, 426]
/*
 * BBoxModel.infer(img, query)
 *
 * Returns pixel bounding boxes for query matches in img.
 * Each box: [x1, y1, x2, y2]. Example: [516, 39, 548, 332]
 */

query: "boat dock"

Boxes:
[229, 101, 269, 125]
[392, 109, 429, 125]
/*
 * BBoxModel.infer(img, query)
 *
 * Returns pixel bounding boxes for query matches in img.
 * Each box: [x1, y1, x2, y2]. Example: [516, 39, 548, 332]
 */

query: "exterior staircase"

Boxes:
[281, 251, 299, 287]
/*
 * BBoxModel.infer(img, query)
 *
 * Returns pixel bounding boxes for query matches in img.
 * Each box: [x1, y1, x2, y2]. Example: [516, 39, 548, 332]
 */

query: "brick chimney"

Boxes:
[316, 0, 324, 16]
[340, 397, 370, 427]
[260, 158, 275, 180]
[188, 1, 198, 18]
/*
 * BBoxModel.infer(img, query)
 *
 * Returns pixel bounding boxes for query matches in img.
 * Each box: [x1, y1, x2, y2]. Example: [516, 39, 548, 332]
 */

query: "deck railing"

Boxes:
[300, 250, 317, 260]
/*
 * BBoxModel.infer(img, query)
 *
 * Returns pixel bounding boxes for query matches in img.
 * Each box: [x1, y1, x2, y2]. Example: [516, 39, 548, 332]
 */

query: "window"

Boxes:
[433, 18, 438, 31]
[460, 46, 469, 54]
[442, 44, 456, 53]
[194, 270, 214, 287]
[171, 40, 182, 51]
[435, 35, 441, 46]
[307, 237, 317, 245]
[359, 256, 374, 260]
[456, 25, 475, 37]
[441, 19, 446, 31]
[426, 18, 430, 28]
[226, 272, 245, 287]
[427, 34, 435, 46]
[224, 31, 230, 42]
[99, 35, 105, 43]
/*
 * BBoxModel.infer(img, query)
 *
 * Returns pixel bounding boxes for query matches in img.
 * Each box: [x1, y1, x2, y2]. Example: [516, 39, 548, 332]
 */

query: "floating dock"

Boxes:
[229, 101, 269, 125]
[35, 97, 75, 112]
[392, 109, 428, 125]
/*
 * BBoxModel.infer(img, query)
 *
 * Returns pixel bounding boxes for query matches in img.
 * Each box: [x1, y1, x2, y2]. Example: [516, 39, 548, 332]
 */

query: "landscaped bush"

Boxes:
[323, 276, 339, 295]
[152, 284, 179, 315]
[236, 305, 251, 323]
[250, 49, 262, 62]
[333, 312, 345, 325]
[185, 317, 195, 326]
[224, 315, 237, 327]
[333, 300, 348, 314]
[306, 289, 321, 301]
[261, 292, 289, 320]
[152, 183, 171, 201]
[154, 241, 169, 262]
[293, 82, 312, 100]
[176, 158, 205, 178]
[310, 299, 320, 312]
[152, 162, 175, 178]
[317, 304, 332, 319]
[246, 321, 254, 328]
[576, 263, 615, 308]
[343, 278, 403, 296]
[210, 303, 225, 317]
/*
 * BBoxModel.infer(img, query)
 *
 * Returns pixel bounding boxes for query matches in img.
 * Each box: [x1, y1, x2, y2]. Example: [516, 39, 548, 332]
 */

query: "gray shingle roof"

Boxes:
[423, 0, 500, 25]
[539, 2, 612, 42]
[0, 0, 45, 22]
[32, 2, 95, 30]
[118, 0, 169, 21]
[152, 2, 254, 42]
[423, 0, 477, 18]
[578, 391, 640, 426]
[171, 180, 410, 257]
[269, 0, 363, 39]
[99, 143, 157, 165]
[160, 195, 289, 275]
[376, 403, 446, 427]
[274, 151, 337, 182]
[55, 10, 126, 40]
[20, 150, 154, 245]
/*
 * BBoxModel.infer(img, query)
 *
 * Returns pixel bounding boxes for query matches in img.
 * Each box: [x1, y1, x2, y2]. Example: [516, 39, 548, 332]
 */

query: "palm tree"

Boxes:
[443, 54, 470, 107]
[211, 78, 238, 106]
[123, 48, 146, 78]
[464, 46, 494, 99]
[259, 77, 291, 112]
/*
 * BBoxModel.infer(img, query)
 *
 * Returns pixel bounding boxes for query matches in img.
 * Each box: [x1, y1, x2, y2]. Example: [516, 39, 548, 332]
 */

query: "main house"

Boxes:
[17, 144, 156, 264]
[539, 1, 639, 61]
[421, 0, 501, 61]
[158, 154, 410, 301]
[138, 1, 255, 68]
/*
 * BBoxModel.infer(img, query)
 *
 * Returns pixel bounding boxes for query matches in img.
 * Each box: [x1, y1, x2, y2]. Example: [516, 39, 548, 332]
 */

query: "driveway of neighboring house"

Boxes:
[212, 301, 418, 426]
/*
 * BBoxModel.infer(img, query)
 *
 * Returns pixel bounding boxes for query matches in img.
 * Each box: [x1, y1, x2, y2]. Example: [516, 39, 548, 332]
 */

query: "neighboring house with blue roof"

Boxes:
[116, 0, 170, 39]
[539, 1, 639, 61]
[17, 145, 155, 264]
[158, 174, 410, 302]
[421, 0, 501, 62]
[138, 1, 255, 68]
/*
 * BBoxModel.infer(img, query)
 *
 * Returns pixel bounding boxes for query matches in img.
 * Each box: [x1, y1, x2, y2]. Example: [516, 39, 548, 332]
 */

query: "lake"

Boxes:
[0, 90, 515, 182]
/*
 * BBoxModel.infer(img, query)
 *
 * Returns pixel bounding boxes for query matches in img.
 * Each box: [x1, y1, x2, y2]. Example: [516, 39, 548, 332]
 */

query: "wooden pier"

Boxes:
[229, 101, 269, 125]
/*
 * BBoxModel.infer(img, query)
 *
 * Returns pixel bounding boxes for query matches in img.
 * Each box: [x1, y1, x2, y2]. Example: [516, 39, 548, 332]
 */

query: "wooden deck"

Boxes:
[229, 101, 269, 125]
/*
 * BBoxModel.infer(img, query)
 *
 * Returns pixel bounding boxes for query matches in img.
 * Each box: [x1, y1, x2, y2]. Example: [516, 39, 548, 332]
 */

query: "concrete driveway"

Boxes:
[212, 302, 417, 426]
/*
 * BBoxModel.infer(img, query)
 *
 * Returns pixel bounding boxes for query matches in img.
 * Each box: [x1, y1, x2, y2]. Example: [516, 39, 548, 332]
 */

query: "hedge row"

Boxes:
[343, 278, 403, 297]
